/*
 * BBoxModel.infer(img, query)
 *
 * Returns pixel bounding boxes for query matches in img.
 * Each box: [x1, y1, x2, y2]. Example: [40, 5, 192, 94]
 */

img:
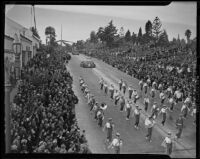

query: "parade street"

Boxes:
[67, 53, 196, 157]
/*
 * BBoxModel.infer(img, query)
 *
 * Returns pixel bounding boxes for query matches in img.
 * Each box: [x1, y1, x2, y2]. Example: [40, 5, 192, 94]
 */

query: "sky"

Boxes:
[5, 2, 197, 44]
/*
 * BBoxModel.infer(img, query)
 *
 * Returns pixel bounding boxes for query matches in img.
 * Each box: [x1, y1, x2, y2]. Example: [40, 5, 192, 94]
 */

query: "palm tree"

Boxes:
[45, 26, 56, 45]
[185, 29, 191, 44]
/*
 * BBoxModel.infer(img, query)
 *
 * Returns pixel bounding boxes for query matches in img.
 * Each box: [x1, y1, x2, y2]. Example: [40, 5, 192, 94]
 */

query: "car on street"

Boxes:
[72, 51, 79, 55]
[80, 60, 96, 68]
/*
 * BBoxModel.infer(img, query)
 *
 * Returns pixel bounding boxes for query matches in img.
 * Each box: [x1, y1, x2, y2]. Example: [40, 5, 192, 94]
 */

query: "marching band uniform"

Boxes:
[104, 118, 114, 142]
[128, 86, 133, 99]
[144, 96, 150, 112]
[118, 79, 123, 91]
[109, 133, 122, 154]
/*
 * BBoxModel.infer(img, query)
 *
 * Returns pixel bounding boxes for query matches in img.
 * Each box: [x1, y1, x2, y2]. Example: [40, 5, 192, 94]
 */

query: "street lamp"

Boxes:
[13, 43, 21, 80]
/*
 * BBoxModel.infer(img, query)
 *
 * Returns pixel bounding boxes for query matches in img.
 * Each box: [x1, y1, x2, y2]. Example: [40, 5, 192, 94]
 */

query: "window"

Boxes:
[26, 46, 30, 51]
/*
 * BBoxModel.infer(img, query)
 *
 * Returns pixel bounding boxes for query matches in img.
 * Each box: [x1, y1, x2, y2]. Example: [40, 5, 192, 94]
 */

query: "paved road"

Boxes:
[67, 54, 196, 157]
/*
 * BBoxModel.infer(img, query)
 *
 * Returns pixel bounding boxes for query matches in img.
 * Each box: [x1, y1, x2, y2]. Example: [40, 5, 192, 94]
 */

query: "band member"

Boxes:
[132, 89, 139, 104]
[139, 79, 143, 91]
[143, 81, 148, 94]
[158, 83, 163, 93]
[168, 97, 176, 112]
[128, 85, 134, 99]
[109, 84, 115, 99]
[145, 116, 156, 142]
[114, 90, 121, 105]
[181, 104, 190, 119]
[97, 109, 104, 127]
[99, 78, 104, 90]
[104, 82, 108, 94]
[175, 114, 184, 139]
[150, 102, 159, 119]
[158, 105, 168, 126]
[161, 132, 173, 156]
[144, 95, 150, 112]
[118, 79, 123, 91]
[125, 100, 132, 120]
[119, 96, 126, 112]
[103, 118, 114, 143]
[190, 104, 196, 125]
[133, 105, 142, 129]
[108, 132, 123, 154]
[150, 87, 156, 99]
[160, 91, 166, 105]
[122, 81, 127, 94]
[147, 77, 151, 87]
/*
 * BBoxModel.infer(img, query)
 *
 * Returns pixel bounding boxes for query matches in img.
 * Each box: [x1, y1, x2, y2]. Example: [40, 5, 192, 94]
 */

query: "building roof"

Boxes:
[5, 34, 14, 40]
[20, 34, 32, 43]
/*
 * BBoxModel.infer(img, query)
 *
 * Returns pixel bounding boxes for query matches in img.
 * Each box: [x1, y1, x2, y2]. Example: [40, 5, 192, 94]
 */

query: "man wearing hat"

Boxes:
[125, 100, 132, 120]
[161, 132, 173, 156]
[128, 85, 134, 99]
[104, 82, 108, 94]
[114, 90, 121, 105]
[145, 116, 156, 142]
[158, 105, 169, 126]
[143, 81, 148, 94]
[132, 105, 142, 129]
[150, 102, 159, 119]
[118, 79, 123, 91]
[119, 96, 126, 112]
[175, 114, 184, 139]
[103, 118, 114, 143]
[143, 95, 150, 112]
[108, 132, 123, 154]
[109, 84, 115, 99]
[122, 81, 127, 94]
[132, 89, 139, 104]
[139, 79, 143, 91]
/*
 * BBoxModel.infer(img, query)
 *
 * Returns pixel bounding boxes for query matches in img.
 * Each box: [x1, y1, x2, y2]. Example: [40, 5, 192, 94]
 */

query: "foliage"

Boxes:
[30, 27, 40, 39]
[96, 20, 118, 47]
[157, 30, 169, 47]
[45, 26, 57, 46]
[90, 31, 98, 43]
[152, 17, 162, 45]
[125, 30, 131, 42]
[185, 29, 192, 44]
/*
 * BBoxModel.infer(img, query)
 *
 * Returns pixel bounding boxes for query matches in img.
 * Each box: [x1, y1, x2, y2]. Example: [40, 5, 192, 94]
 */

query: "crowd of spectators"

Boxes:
[10, 49, 91, 153]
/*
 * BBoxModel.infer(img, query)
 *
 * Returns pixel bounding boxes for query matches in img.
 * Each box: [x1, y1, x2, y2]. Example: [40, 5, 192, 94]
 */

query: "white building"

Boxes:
[4, 16, 41, 79]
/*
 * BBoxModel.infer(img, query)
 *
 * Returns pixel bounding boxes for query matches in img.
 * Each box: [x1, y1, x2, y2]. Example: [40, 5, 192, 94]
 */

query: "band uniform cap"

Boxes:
[116, 132, 120, 136]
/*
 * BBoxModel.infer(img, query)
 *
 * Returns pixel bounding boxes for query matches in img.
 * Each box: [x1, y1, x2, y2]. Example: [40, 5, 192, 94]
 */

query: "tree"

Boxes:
[158, 29, 169, 47]
[96, 27, 105, 43]
[102, 20, 118, 47]
[152, 17, 162, 46]
[90, 31, 98, 43]
[185, 29, 192, 44]
[30, 27, 40, 39]
[145, 20, 152, 36]
[76, 40, 85, 50]
[119, 27, 125, 37]
[125, 30, 131, 42]
[137, 27, 143, 45]
[45, 26, 56, 46]
[131, 32, 137, 45]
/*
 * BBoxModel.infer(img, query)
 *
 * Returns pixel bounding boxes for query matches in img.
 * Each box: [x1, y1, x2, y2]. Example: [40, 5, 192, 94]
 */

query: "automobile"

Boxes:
[86, 56, 92, 59]
[72, 51, 79, 55]
[80, 61, 96, 68]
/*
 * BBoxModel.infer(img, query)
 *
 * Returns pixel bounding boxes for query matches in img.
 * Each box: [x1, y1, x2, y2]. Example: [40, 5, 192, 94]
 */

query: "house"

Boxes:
[4, 16, 40, 79]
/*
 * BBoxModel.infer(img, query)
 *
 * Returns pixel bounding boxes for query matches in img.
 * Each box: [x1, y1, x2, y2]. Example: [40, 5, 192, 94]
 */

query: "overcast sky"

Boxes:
[5, 2, 196, 44]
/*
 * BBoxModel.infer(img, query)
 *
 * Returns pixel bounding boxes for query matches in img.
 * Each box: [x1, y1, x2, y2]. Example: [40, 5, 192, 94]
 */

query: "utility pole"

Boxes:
[61, 24, 62, 46]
